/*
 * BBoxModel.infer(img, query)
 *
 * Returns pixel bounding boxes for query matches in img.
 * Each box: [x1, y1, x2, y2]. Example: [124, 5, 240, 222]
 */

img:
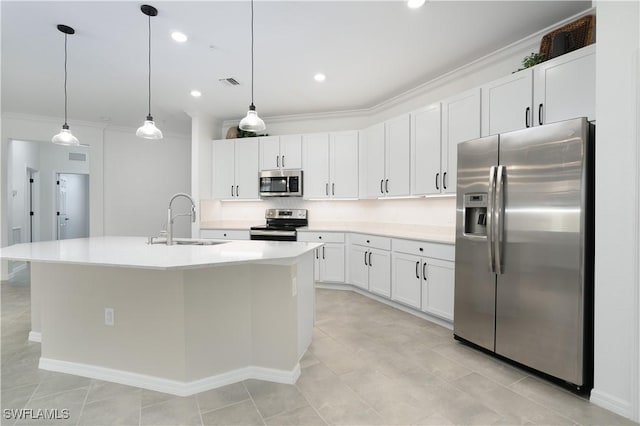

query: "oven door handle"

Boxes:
[250, 230, 297, 237]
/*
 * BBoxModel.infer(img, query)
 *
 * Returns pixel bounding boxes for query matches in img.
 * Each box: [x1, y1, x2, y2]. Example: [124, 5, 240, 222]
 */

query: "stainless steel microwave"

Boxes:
[259, 169, 303, 197]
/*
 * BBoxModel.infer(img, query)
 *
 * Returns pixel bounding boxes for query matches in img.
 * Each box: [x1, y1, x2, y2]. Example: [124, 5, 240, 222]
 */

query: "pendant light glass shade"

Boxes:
[136, 115, 163, 139]
[52, 125, 80, 146]
[239, 104, 265, 132]
[52, 24, 79, 146]
[239, 0, 266, 133]
[138, 5, 163, 140]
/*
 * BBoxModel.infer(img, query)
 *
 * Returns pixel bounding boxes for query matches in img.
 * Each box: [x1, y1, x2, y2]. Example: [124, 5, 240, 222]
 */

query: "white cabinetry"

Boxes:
[392, 239, 455, 320]
[298, 232, 345, 283]
[441, 88, 481, 194]
[481, 44, 595, 136]
[534, 44, 595, 125]
[200, 229, 250, 240]
[212, 138, 259, 200]
[362, 115, 411, 198]
[411, 103, 442, 195]
[259, 135, 302, 170]
[302, 132, 358, 199]
[348, 234, 391, 296]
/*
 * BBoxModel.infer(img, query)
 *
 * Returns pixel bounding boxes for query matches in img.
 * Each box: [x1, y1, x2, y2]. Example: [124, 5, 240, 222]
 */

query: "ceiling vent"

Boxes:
[68, 152, 86, 161]
[218, 77, 240, 86]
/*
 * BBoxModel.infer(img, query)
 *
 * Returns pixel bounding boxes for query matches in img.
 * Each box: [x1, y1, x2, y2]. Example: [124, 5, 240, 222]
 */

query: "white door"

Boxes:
[411, 104, 441, 195]
[533, 45, 595, 125]
[422, 258, 455, 321]
[368, 248, 391, 297]
[212, 140, 236, 199]
[391, 253, 422, 309]
[259, 136, 280, 170]
[441, 88, 481, 194]
[279, 134, 302, 169]
[481, 68, 533, 136]
[57, 173, 89, 240]
[320, 243, 345, 283]
[330, 131, 359, 199]
[302, 133, 330, 199]
[362, 123, 385, 198]
[27, 169, 40, 242]
[385, 114, 411, 197]
[234, 139, 259, 200]
[349, 245, 369, 290]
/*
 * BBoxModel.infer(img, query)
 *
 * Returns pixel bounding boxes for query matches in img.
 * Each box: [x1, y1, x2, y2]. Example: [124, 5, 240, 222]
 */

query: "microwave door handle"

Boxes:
[487, 166, 496, 273]
[494, 165, 505, 275]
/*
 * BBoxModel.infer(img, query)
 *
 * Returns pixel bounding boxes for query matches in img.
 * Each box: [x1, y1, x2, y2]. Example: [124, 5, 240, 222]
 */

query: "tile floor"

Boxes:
[1, 268, 637, 426]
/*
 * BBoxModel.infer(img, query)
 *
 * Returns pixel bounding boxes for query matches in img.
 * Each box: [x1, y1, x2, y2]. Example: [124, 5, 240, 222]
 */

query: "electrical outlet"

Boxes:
[104, 308, 114, 326]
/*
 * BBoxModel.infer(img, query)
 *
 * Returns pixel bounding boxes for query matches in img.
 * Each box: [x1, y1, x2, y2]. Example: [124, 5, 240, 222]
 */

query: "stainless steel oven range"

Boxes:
[249, 209, 308, 241]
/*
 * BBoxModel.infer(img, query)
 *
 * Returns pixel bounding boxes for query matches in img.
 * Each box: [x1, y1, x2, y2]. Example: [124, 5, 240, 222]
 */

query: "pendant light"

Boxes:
[136, 4, 163, 140]
[51, 25, 80, 146]
[238, 0, 266, 132]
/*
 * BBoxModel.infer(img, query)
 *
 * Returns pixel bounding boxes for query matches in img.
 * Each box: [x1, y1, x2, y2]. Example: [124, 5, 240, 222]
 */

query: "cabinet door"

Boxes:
[385, 114, 411, 197]
[348, 245, 369, 290]
[330, 131, 359, 199]
[533, 45, 595, 125]
[481, 69, 533, 136]
[368, 248, 391, 298]
[391, 253, 422, 309]
[279, 134, 302, 169]
[441, 88, 481, 194]
[362, 123, 386, 198]
[212, 139, 236, 199]
[320, 243, 345, 283]
[411, 104, 441, 195]
[234, 139, 259, 200]
[302, 133, 330, 199]
[259, 136, 280, 170]
[422, 258, 455, 321]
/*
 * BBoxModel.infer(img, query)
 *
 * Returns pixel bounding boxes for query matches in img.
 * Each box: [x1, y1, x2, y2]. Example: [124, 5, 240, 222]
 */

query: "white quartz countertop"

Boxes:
[0, 236, 322, 270]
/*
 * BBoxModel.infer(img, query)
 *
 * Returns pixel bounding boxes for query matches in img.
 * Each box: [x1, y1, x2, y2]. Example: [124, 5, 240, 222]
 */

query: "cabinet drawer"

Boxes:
[393, 238, 454, 261]
[297, 231, 345, 243]
[349, 233, 391, 250]
[200, 229, 250, 240]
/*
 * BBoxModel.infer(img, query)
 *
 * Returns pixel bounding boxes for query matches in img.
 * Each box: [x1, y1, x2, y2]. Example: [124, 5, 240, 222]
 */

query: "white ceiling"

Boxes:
[1, 1, 591, 136]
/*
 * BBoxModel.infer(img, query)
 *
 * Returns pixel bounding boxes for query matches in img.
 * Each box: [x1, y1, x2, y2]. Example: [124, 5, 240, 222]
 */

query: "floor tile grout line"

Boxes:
[194, 391, 205, 426]
[242, 381, 266, 426]
[293, 382, 330, 426]
[197, 397, 252, 417]
[74, 383, 91, 426]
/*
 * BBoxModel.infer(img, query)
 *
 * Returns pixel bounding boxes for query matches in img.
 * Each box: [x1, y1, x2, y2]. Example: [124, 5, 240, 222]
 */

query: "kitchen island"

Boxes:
[0, 236, 320, 396]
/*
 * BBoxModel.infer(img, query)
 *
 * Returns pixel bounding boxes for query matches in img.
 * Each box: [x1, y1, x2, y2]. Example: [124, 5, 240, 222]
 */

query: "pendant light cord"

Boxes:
[147, 14, 152, 117]
[63, 33, 68, 126]
[250, 0, 254, 106]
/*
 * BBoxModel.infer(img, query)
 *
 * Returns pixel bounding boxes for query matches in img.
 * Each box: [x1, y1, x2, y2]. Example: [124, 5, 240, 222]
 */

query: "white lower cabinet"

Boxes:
[391, 238, 455, 321]
[298, 232, 345, 283]
[200, 229, 250, 240]
[347, 234, 391, 297]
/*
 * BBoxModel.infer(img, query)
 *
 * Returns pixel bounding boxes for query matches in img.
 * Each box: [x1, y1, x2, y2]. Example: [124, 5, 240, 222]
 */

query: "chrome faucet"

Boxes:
[167, 193, 196, 245]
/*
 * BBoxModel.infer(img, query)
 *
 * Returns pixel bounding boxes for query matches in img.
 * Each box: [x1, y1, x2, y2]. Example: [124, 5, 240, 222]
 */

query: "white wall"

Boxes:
[103, 128, 191, 238]
[591, 0, 640, 421]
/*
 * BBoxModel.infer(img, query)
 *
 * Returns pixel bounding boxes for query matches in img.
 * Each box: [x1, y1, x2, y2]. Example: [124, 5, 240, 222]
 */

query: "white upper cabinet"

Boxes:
[481, 69, 534, 136]
[534, 44, 595, 125]
[411, 103, 442, 196]
[212, 138, 259, 200]
[441, 88, 481, 194]
[303, 132, 358, 199]
[362, 115, 411, 198]
[259, 135, 302, 170]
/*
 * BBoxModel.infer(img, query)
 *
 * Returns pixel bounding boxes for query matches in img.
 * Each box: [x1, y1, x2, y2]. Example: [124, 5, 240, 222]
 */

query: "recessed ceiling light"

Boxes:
[171, 32, 188, 43]
[407, 0, 426, 9]
[314, 73, 326, 82]
[190, 90, 202, 98]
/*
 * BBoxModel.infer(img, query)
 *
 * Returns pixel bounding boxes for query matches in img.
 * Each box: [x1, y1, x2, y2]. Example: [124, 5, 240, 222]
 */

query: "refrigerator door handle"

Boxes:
[495, 165, 506, 275]
[487, 166, 497, 273]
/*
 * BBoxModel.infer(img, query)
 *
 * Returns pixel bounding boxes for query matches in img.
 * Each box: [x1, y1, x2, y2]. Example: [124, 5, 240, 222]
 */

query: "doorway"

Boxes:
[27, 168, 40, 242]
[56, 173, 90, 240]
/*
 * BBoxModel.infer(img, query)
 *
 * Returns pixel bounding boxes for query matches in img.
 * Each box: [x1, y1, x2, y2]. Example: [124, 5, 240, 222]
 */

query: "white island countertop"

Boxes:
[0, 236, 321, 270]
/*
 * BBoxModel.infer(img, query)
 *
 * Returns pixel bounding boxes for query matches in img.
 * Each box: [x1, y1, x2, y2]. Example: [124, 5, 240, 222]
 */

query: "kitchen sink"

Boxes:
[173, 238, 226, 246]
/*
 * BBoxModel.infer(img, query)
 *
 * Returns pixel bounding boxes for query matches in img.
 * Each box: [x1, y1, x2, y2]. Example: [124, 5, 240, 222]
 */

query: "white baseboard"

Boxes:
[39, 357, 301, 397]
[590, 389, 634, 420]
[28, 331, 41, 343]
[316, 282, 453, 330]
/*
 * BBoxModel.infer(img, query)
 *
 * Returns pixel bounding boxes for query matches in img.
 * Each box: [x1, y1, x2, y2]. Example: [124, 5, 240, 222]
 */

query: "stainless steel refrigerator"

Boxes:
[454, 117, 594, 391]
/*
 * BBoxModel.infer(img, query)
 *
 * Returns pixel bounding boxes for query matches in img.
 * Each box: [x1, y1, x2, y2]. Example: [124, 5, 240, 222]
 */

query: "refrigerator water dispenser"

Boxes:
[463, 193, 488, 236]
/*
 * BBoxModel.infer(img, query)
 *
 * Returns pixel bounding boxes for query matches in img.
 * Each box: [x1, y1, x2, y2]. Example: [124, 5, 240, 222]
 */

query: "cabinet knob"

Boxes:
[366, 240, 370, 243]
[318, 236, 322, 239]
[224, 233, 227, 237]
[419, 247, 423, 252]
